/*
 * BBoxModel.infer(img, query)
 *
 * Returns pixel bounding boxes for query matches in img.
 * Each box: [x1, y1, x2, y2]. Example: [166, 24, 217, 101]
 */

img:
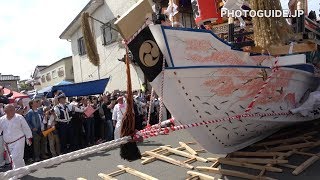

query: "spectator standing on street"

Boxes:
[54, 94, 84, 153]
[44, 107, 60, 157]
[92, 96, 103, 143]
[41, 96, 51, 107]
[52, 90, 62, 106]
[112, 96, 127, 139]
[25, 100, 48, 162]
[82, 98, 96, 146]
[101, 94, 116, 141]
[70, 97, 84, 150]
[133, 95, 145, 130]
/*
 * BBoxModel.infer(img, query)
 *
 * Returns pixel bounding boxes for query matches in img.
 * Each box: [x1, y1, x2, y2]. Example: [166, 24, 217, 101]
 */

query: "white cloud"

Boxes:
[0, 0, 88, 80]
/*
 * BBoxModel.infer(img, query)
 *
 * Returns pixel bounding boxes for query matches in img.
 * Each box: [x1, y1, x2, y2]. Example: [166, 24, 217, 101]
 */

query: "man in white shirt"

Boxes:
[54, 94, 84, 153]
[112, 96, 127, 139]
[0, 104, 32, 169]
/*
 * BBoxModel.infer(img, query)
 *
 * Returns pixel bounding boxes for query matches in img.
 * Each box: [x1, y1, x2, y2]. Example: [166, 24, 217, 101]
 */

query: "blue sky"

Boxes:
[0, 0, 319, 80]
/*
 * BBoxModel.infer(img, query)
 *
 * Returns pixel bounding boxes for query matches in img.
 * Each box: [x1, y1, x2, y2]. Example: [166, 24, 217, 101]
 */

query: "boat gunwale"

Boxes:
[158, 25, 312, 58]
[164, 64, 315, 75]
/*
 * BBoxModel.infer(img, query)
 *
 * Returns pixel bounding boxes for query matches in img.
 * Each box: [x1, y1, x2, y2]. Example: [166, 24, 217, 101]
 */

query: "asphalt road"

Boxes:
[1, 125, 320, 180]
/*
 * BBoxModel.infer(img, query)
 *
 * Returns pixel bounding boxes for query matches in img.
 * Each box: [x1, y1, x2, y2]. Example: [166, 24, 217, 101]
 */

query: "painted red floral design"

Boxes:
[203, 68, 294, 105]
[187, 51, 246, 65]
[184, 38, 245, 65]
[185, 39, 213, 52]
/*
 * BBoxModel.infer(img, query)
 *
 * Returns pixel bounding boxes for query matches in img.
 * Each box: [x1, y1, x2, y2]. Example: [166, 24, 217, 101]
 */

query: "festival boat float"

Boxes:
[115, 0, 320, 154]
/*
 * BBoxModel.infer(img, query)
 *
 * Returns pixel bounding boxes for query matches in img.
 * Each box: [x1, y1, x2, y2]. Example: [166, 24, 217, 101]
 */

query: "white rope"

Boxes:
[147, 88, 155, 126]
[157, 57, 166, 130]
[0, 137, 131, 179]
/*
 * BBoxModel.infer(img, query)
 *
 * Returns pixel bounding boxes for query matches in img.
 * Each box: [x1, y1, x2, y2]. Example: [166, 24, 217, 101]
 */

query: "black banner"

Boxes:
[128, 27, 164, 82]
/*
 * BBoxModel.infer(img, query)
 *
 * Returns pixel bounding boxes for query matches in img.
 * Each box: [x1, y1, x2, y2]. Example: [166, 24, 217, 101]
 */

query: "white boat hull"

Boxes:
[127, 25, 319, 153]
[151, 66, 315, 153]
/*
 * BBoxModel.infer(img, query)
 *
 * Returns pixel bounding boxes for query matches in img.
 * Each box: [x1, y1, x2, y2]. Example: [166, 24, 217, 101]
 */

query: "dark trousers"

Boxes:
[104, 120, 114, 141]
[32, 133, 46, 160]
[149, 112, 158, 125]
[84, 118, 95, 146]
[57, 122, 73, 154]
[95, 118, 103, 141]
[24, 142, 33, 161]
[71, 118, 83, 150]
[135, 115, 144, 130]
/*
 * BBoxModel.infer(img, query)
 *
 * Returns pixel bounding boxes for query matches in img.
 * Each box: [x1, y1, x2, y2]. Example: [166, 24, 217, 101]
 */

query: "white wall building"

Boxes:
[31, 65, 47, 90]
[39, 56, 74, 88]
[60, 0, 145, 92]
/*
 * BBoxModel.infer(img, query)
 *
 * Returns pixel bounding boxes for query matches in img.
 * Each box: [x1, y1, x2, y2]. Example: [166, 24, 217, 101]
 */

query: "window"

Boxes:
[77, 37, 86, 56]
[52, 70, 57, 79]
[46, 73, 51, 81]
[101, 21, 118, 45]
[58, 67, 65, 77]
[180, 12, 196, 28]
[41, 75, 46, 83]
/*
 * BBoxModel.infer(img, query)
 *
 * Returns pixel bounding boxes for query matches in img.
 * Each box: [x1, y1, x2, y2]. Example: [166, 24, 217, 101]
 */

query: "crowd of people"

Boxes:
[0, 86, 170, 171]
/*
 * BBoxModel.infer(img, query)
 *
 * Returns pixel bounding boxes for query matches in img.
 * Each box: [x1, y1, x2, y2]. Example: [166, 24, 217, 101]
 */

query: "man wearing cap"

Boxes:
[0, 104, 32, 170]
[112, 96, 127, 139]
[54, 93, 84, 153]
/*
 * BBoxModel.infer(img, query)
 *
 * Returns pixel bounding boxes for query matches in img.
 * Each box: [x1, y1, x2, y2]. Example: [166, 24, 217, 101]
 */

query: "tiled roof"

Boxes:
[0, 74, 20, 81]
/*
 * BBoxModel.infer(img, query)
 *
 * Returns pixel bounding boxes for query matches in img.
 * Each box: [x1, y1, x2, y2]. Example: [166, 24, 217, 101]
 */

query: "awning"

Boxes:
[3, 88, 30, 103]
[49, 78, 109, 97]
[38, 80, 74, 94]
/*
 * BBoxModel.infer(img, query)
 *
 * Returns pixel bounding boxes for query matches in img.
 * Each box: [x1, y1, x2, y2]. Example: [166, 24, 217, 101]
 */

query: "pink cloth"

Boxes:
[84, 106, 95, 118]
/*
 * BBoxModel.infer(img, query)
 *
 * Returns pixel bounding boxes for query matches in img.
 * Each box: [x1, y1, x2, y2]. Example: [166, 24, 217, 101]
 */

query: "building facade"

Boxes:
[60, 0, 146, 92]
[0, 74, 20, 91]
[31, 65, 47, 90]
[37, 56, 74, 89]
